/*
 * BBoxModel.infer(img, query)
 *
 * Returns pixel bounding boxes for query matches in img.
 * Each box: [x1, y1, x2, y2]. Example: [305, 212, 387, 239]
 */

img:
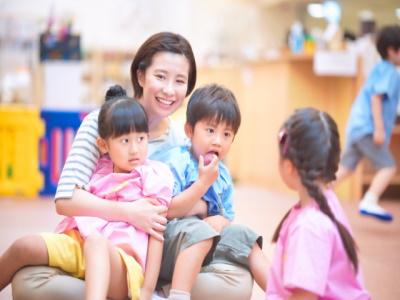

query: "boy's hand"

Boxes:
[373, 128, 385, 145]
[198, 154, 219, 188]
[204, 215, 230, 232]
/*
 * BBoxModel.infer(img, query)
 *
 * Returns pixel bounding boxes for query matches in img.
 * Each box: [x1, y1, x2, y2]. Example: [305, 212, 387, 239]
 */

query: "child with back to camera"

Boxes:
[336, 25, 400, 221]
[156, 84, 267, 300]
[0, 85, 174, 300]
[266, 108, 370, 299]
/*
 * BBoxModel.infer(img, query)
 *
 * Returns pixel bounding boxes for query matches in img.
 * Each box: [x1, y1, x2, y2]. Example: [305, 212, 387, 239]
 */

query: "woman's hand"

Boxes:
[122, 198, 168, 241]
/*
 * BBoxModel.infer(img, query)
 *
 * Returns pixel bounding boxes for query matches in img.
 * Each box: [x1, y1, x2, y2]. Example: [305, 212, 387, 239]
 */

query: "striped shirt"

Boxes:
[55, 110, 187, 200]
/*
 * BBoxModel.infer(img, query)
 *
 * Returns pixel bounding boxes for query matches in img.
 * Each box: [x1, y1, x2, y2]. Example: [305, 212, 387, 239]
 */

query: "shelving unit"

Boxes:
[83, 51, 133, 105]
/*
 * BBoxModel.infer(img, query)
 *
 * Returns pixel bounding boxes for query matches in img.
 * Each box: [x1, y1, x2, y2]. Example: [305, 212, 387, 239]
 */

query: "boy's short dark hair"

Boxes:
[186, 84, 241, 134]
[376, 25, 400, 59]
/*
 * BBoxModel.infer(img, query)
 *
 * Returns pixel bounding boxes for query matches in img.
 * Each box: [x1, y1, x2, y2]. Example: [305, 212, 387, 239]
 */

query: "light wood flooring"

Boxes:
[0, 185, 399, 300]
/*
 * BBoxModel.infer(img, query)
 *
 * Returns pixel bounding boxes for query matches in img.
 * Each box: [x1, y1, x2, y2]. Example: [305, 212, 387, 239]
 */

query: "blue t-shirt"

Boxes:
[346, 60, 400, 145]
[153, 145, 235, 221]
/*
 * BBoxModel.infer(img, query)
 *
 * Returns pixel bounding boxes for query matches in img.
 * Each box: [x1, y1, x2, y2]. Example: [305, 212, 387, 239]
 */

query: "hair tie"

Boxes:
[278, 129, 289, 156]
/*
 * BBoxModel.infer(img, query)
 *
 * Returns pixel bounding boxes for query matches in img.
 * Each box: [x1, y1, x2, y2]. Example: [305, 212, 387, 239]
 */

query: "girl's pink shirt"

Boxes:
[55, 156, 173, 270]
[266, 189, 370, 300]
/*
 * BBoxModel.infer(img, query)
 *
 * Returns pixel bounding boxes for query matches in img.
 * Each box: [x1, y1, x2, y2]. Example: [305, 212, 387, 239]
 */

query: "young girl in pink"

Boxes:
[0, 85, 173, 300]
[266, 108, 370, 300]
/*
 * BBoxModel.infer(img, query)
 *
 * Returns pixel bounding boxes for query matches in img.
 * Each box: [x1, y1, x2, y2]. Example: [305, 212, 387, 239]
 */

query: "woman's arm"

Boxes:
[56, 190, 167, 241]
[55, 111, 100, 200]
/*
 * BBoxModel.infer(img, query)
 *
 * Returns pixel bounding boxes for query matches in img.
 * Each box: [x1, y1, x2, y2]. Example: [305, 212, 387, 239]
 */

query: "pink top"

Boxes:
[55, 156, 173, 270]
[266, 189, 370, 300]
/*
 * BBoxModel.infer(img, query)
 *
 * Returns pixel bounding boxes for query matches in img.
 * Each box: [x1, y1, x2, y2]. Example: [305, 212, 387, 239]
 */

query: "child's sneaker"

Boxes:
[152, 293, 167, 300]
[359, 202, 393, 222]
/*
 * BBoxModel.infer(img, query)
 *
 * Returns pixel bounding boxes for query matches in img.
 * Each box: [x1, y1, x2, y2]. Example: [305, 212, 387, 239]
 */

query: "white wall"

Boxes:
[0, 0, 287, 63]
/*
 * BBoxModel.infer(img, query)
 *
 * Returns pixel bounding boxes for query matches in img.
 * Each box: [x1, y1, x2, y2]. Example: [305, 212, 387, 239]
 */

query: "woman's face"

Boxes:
[137, 51, 190, 123]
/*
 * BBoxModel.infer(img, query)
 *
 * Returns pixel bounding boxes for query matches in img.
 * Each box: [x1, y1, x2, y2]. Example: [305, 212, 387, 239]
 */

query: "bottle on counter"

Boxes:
[288, 21, 305, 54]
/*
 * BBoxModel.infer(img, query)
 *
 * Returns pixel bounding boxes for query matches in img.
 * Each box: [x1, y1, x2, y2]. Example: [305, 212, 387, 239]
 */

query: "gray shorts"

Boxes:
[158, 216, 262, 284]
[341, 135, 396, 170]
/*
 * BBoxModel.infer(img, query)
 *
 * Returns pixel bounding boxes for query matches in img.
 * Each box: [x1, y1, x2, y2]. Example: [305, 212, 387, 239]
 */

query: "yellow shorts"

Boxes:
[41, 230, 144, 299]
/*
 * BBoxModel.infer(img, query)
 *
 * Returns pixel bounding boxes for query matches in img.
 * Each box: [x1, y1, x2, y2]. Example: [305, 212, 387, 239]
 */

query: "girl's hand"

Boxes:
[198, 154, 219, 188]
[122, 198, 167, 241]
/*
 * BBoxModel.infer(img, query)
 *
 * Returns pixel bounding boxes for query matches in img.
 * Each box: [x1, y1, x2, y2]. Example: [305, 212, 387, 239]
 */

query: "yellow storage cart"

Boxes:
[0, 105, 44, 197]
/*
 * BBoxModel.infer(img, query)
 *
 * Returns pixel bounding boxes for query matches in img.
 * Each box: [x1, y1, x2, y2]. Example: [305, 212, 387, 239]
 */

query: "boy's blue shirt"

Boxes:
[151, 145, 235, 221]
[346, 60, 400, 145]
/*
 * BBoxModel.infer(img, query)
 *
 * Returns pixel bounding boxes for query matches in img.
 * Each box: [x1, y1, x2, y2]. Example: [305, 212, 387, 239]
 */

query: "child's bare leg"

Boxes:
[359, 167, 397, 221]
[248, 243, 268, 291]
[84, 234, 110, 300]
[0, 235, 48, 290]
[367, 167, 397, 199]
[106, 243, 129, 300]
[84, 234, 128, 300]
[170, 239, 213, 295]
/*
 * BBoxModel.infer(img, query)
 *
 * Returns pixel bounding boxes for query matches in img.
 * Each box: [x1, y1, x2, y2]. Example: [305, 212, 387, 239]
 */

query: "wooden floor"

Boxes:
[0, 185, 399, 300]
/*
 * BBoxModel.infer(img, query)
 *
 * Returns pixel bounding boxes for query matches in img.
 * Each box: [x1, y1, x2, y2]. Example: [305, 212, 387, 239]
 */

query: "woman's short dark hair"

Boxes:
[130, 32, 197, 98]
[98, 85, 148, 139]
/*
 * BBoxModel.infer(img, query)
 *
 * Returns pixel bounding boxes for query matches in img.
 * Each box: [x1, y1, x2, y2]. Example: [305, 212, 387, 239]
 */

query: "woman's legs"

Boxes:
[191, 263, 253, 300]
[193, 224, 264, 299]
[12, 266, 85, 300]
[0, 235, 48, 290]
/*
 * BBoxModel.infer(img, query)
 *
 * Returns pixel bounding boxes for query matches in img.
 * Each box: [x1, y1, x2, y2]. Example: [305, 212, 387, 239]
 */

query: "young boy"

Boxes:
[336, 25, 400, 221]
[156, 84, 266, 300]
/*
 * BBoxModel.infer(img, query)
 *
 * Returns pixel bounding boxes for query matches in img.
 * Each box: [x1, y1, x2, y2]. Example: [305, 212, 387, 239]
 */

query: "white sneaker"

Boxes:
[152, 294, 167, 300]
[359, 202, 393, 222]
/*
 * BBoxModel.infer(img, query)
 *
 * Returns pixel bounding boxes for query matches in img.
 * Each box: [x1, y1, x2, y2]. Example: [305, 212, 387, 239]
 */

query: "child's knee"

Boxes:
[196, 238, 213, 251]
[9, 235, 46, 262]
[185, 238, 213, 257]
[84, 233, 108, 252]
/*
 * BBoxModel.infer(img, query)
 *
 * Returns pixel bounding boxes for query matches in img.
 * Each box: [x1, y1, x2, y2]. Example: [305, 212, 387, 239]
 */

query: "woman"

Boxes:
[12, 32, 262, 300]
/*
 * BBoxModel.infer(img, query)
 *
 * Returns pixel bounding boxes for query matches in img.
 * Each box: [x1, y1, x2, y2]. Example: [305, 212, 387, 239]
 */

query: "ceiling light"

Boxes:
[307, 3, 324, 18]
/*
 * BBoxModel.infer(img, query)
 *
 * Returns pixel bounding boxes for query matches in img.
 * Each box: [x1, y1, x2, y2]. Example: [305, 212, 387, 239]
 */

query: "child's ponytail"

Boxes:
[298, 168, 359, 272]
[272, 108, 359, 272]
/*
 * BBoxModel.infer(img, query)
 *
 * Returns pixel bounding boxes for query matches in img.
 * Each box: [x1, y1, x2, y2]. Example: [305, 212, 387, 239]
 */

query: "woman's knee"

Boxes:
[192, 264, 253, 300]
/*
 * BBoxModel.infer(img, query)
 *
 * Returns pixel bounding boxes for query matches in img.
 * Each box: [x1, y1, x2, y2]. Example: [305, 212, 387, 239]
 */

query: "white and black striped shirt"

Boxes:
[55, 110, 187, 200]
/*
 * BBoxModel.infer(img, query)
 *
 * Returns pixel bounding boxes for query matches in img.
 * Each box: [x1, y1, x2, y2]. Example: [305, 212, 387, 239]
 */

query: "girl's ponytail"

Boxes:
[273, 108, 359, 272]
